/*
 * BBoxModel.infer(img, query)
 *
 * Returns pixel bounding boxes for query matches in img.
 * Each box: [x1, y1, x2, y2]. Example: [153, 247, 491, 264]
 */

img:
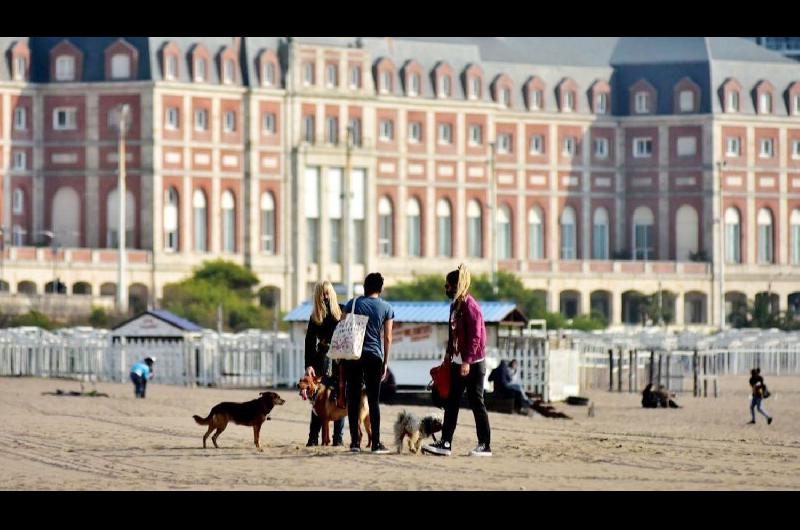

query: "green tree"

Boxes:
[8, 310, 55, 330]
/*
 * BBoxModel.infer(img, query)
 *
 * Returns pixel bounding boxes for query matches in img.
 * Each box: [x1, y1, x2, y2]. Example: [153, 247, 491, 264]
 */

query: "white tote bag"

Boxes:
[328, 297, 370, 361]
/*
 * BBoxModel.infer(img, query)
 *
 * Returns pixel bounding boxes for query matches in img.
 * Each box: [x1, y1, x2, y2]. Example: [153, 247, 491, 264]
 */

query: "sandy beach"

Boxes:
[1, 375, 798, 490]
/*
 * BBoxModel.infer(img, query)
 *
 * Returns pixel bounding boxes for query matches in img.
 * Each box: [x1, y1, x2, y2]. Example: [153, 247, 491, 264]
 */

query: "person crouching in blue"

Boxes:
[130, 357, 155, 398]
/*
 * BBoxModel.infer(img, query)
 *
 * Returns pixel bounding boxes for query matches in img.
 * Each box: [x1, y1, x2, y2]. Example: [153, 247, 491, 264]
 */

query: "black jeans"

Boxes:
[442, 360, 491, 447]
[308, 411, 345, 444]
[345, 354, 383, 448]
[130, 372, 146, 398]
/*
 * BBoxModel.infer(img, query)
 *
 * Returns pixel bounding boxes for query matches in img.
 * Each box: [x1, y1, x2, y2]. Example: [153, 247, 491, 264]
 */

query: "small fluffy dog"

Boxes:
[193, 391, 285, 451]
[393, 410, 443, 454]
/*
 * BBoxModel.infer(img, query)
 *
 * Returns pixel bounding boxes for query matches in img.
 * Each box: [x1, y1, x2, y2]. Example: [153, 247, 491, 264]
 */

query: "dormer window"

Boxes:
[111, 54, 131, 80]
[564, 91, 575, 111]
[223, 59, 235, 84]
[759, 92, 772, 114]
[409, 73, 420, 96]
[381, 70, 392, 93]
[532, 90, 543, 110]
[793, 94, 800, 115]
[55, 55, 76, 81]
[727, 90, 740, 112]
[679, 90, 694, 112]
[326, 64, 338, 88]
[14, 56, 27, 81]
[194, 58, 207, 82]
[597, 93, 608, 114]
[349, 66, 361, 89]
[635, 92, 649, 114]
[470, 77, 480, 99]
[502, 88, 511, 108]
[264, 62, 275, 86]
[165, 55, 178, 80]
[440, 75, 451, 98]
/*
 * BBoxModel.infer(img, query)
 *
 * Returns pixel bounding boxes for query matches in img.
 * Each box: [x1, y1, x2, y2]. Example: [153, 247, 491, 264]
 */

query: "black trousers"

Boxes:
[344, 354, 383, 448]
[308, 411, 345, 443]
[442, 360, 491, 447]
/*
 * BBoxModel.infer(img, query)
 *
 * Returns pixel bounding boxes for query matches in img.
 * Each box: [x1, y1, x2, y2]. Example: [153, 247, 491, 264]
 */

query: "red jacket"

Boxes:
[447, 294, 487, 365]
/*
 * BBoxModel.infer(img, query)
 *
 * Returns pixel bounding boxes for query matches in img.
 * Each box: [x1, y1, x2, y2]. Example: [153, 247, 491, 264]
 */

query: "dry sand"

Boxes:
[1, 375, 798, 490]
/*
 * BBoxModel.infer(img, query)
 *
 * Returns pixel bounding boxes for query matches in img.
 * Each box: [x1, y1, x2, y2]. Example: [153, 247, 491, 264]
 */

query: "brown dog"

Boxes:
[297, 375, 371, 447]
[193, 391, 285, 451]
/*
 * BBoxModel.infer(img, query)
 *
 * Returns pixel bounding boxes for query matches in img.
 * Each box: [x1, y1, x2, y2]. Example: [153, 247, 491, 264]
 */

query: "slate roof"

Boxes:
[112, 309, 204, 332]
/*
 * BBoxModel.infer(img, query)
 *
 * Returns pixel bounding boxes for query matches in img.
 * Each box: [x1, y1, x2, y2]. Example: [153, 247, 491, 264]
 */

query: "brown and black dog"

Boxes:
[297, 375, 371, 447]
[193, 391, 285, 451]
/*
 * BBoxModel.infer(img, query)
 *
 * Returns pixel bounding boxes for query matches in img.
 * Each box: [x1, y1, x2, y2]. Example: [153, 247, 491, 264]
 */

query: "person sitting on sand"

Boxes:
[489, 359, 533, 413]
[654, 385, 681, 408]
[641, 383, 659, 408]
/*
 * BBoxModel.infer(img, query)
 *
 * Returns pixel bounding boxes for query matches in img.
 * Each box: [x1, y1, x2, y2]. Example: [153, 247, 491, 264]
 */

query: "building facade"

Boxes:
[1, 36, 799, 328]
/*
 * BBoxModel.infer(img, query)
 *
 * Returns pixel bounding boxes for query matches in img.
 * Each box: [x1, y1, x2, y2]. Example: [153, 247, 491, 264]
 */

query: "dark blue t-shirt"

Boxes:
[344, 296, 395, 361]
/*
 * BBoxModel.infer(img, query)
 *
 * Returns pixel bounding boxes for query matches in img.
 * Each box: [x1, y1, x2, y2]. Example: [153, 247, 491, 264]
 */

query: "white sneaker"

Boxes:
[422, 440, 452, 456]
[469, 443, 492, 457]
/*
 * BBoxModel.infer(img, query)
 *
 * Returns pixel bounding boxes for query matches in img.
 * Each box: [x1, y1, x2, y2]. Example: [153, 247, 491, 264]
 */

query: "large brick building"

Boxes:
[1, 36, 799, 328]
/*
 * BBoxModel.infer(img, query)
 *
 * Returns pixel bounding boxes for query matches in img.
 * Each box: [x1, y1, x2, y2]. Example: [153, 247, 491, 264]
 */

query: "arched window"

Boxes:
[788, 208, 800, 265]
[632, 206, 655, 260]
[498, 205, 512, 259]
[111, 54, 130, 79]
[592, 207, 609, 260]
[378, 196, 393, 257]
[261, 192, 275, 255]
[725, 207, 741, 263]
[675, 205, 699, 261]
[757, 208, 774, 263]
[193, 189, 207, 252]
[221, 190, 235, 253]
[106, 188, 135, 248]
[52, 187, 81, 247]
[560, 207, 577, 259]
[407, 198, 421, 257]
[437, 198, 452, 257]
[528, 207, 544, 260]
[164, 187, 179, 252]
[467, 200, 482, 258]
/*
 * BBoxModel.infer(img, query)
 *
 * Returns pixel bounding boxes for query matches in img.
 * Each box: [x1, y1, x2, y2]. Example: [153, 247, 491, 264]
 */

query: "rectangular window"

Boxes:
[470, 78, 480, 99]
[725, 223, 741, 263]
[597, 93, 608, 114]
[497, 133, 512, 154]
[438, 123, 452, 145]
[166, 56, 178, 80]
[792, 140, 800, 159]
[562, 137, 576, 156]
[635, 92, 649, 114]
[408, 122, 421, 143]
[564, 91, 574, 111]
[561, 225, 576, 259]
[441, 76, 451, 97]
[263, 113, 276, 134]
[407, 214, 421, 257]
[676, 136, 697, 157]
[194, 109, 208, 131]
[410, 74, 420, 96]
[305, 168, 320, 263]
[530, 135, 544, 155]
[224, 111, 236, 133]
[469, 124, 482, 146]
[13, 107, 26, 130]
[759, 138, 774, 158]
[633, 137, 653, 158]
[381, 71, 392, 93]
[794, 94, 800, 115]
[165, 107, 179, 130]
[264, 63, 275, 86]
[349, 66, 360, 89]
[792, 224, 800, 265]
[327, 116, 338, 144]
[303, 62, 314, 86]
[679, 90, 694, 112]
[502, 89, 511, 107]
[759, 92, 772, 114]
[13, 190, 24, 214]
[532, 90, 542, 110]
[112, 55, 130, 79]
[12, 226, 25, 246]
[379, 119, 394, 141]
[326, 64, 337, 88]
[758, 225, 773, 263]
[13, 151, 26, 170]
[14, 56, 26, 80]
[303, 115, 315, 143]
[634, 225, 655, 260]
[592, 224, 608, 260]
[194, 59, 206, 82]
[330, 219, 341, 264]
[594, 138, 608, 159]
[349, 118, 361, 147]
[728, 91, 739, 112]
[55, 56, 75, 81]
[52, 107, 77, 130]
[726, 137, 741, 156]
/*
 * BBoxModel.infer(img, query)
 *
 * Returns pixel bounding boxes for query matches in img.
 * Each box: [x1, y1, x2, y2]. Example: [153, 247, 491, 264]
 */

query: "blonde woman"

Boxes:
[304, 281, 346, 446]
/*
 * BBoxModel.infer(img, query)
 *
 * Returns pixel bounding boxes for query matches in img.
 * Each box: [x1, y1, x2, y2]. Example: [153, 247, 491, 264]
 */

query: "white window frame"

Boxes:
[164, 187, 179, 252]
[303, 115, 315, 143]
[726, 137, 741, 156]
[502, 88, 511, 108]
[325, 64, 338, 88]
[326, 116, 338, 144]
[52, 107, 77, 131]
[13, 189, 24, 214]
[497, 133, 512, 154]
[263, 112, 276, 134]
[531, 89, 543, 110]
[759, 92, 772, 114]
[727, 90, 739, 113]
[55, 55, 76, 81]
[530, 135, 544, 155]
[409, 73, 420, 96]
[438, 123, 453, 145]
[165, 55, 178, 80]
[165, 107, 179, 130]
[13, 151, 26, 171]
[440, 75, 451, 98]
[260, 192, 275, 255]
[223, 59, 235, 84]
[13, 107, 26, 131]
[679, 90, 694, 112]
[381, 70, 392, 94]
[194, 58, 206, 82]
[635, 91, 649, 114]
[349, 66, 360, 89]
[349, 118, 361, 147]
[303, 62, 314, 86]
[633, 137, 653, 158]
[264, 62, 275, 86]
[14, 56, 26, 81]
[792, 140, 800, 160]
[759, 138, 774, 158]
[562, 137, 576, 156]
[223, 111, 236, 133]
[470, 77, 480, 100]
[676, 136, 697, 157]
[408, 122, 421, 143]
[597, 92, 608, 114]
[379, 119, 394, 142]
[794, 94, 800, 116]
[194, 109, 208, 131]
[378, 197, 393, 257]
[469, 124, 482, 146]
[594, 138, 608, 159]
[564, 91, 574, 111]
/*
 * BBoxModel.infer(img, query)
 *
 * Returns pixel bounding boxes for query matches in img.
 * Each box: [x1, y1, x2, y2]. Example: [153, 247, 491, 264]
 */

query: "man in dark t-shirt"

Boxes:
[748, 368, 773, 425]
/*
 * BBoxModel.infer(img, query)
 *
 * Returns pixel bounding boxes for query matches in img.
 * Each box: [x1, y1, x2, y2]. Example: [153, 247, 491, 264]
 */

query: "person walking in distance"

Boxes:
[304, 281, 346, 446]
[423, 264, 492, 457]
[130, 357, 155, 398]
[748, 368, 773, 425]
[343, 273, 395, 453]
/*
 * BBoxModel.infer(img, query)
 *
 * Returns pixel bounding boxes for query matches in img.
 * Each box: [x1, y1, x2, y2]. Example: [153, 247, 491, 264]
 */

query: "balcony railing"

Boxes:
[1, 247, 152, 266]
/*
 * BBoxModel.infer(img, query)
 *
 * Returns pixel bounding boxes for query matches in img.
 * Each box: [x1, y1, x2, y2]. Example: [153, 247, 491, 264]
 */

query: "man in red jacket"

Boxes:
[423, 264, 492, 457]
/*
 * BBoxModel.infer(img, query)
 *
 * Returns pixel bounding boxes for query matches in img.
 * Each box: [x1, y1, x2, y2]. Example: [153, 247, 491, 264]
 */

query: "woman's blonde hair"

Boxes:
[311, 281, 342, 325]
[449, 263, 471, 309]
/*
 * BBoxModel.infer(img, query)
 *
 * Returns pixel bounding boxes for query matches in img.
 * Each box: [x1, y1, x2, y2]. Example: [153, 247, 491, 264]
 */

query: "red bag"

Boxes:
[430, 355, 452, 408]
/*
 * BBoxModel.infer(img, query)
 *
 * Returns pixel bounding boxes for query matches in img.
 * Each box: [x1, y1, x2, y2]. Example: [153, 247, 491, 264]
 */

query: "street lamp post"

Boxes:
[488, 141, 498, 295]
[717, 160, 727, 331]
[117, 105, 130, 314]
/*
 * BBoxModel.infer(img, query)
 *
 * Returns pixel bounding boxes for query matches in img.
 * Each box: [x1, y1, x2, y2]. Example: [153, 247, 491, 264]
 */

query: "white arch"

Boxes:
[260, 191, 275, 211]
[193, 189, 206, 208]
[52, 187, 80, 247]
[221, 190, 235, 210]
[757, 208, 773, 225]
[791, 209, 800, 225]
[561, 206, 576, 225]
[406, 197, 421, 216]
[725, 207, 740, 224]
[436, 198, 451, 217]
[378, 196, 393, 216]
[632, 206, 654, 225]
[164, 187, 178, 232]
[593, 207, 608, 225]
[528, 206, 543, 224]
[675, 204, 699, 261]
[467, 199, 482, 218]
